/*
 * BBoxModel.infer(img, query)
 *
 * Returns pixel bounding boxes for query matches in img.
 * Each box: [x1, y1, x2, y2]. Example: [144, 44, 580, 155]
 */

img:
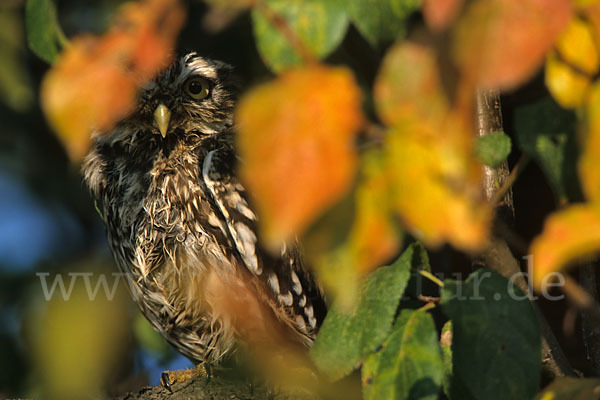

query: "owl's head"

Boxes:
[133, 52, 238, 138]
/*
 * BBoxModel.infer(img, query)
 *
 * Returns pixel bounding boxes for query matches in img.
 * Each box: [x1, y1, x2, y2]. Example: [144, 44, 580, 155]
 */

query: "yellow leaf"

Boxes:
[579, 82, 600, 200]
[385, 118, 491, 251]
[236, 64, 363, 247]
[27, 269, 129, 399]
[545, 51, 592, 109]
[556, 18, 599, 76]
[530, 204, 600, 290]
[348, 151, 402, 274]
[40, 0, 185, 161]
[545, 17, 598, 109]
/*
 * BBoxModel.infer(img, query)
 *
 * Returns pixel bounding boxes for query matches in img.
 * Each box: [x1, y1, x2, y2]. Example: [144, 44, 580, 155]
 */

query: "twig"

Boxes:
[563, 275, 600, 324]
[579, 263, 600, 375]
[490, 153, 530, 206]
[474, 89, 574, 378]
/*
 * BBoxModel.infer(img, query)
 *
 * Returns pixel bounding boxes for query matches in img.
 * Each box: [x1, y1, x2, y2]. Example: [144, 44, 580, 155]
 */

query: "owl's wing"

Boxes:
[201, 148, 326, 344]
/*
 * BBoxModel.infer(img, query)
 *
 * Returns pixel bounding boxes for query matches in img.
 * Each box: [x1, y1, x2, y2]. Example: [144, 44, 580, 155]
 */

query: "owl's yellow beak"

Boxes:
[154, 104, 171, 138]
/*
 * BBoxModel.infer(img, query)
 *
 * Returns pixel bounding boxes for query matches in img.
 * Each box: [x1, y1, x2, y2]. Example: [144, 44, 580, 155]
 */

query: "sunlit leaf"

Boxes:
[251, 0, 348, 72]
[385, 119, 491, 251]
[546, 18, 598, 109]
[530, 204, 600, 290]
[348, 151, 402, 274]
[236, 64, 363, 247]
[453, 0, 572, 90]
[474, 131, 511, 168]
[347, 0, 419, 47]
[546, 51, 593, 110]
[40, 0, 185, 160]
[534, 377, 600, 400]
[25, 0, 63, 64]
[310, 244, 414, 381]
[442, 270, 541, 400]
[362, 310, 443, 400]
[423, 0, 464, 31]
[579, 83, 600, 201]
[375, 42, 449, 126]
[514, 97, 580, 202]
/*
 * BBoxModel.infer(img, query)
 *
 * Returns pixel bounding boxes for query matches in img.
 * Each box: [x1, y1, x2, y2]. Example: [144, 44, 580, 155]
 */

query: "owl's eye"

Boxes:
[184, 77, 210, 100]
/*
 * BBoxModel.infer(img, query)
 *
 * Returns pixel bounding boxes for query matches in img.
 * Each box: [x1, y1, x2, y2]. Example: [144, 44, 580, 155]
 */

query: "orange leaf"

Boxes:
[453, 0, 572, 90]
[40, 0, 185, 160]
[236, 64, 363, 247]
[422, 0, 464, 31]
[530, 204, 600, 290]
[375, 42, 449, 127]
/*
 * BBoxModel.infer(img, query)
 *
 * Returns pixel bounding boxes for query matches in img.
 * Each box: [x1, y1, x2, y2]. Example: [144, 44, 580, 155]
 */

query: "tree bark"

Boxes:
[474, 89, 575, 378]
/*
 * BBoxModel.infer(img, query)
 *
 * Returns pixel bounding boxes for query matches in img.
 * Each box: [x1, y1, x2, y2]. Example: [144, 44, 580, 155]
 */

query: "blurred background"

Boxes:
[0, 0, 588, 398]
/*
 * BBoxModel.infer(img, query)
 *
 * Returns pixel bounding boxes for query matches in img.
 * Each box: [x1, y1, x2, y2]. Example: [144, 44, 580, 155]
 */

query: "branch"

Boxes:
[579, 263, 600, 376]
[474, 89, 575, 378]
[115, 374, 319, 400]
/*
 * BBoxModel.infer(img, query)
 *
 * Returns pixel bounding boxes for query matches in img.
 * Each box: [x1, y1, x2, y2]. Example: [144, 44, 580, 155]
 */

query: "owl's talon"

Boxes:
[160, 364, 211, 392]
[160, 371, 173, 393]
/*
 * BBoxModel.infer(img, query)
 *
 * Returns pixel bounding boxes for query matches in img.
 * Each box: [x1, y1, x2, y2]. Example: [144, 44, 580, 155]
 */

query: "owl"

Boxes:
[82, 53, 326, 382]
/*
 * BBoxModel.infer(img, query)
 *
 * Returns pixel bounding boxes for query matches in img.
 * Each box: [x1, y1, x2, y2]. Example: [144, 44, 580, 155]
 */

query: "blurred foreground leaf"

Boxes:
[347, 0, 419, 47]
[545, 17, 598, 109]
[442, 270, 541, 400]
[40, 0, 185, 161]
[453, 0, 572, 90]
[530, 204, 600, 290]
[251, 0, 348, 72]
[27, 269, 130, 399]
[237, 64, 363, 248]
[375, 42, 491, 251]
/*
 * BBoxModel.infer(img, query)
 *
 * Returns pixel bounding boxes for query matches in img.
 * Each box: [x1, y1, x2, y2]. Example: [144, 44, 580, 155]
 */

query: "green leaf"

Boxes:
[348, 0, 420, 47]
[251, 0, 348, 72]
[310, 243, 415, 381]
[25, 0, 63, 64]
[514, 96, 582, 202]
[533, 377, 600, 400]
[442, 269, 541, 400]
[362, 309, 443, 400]
[475, 131, 512, 168]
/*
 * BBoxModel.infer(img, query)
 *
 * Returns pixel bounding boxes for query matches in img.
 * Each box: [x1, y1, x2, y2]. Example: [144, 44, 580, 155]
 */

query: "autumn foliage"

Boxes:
[25, 0, 600, 398]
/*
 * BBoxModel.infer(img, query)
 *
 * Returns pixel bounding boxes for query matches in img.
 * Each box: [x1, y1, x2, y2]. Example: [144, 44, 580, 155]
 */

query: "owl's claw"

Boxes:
[160, 363, 211, 393]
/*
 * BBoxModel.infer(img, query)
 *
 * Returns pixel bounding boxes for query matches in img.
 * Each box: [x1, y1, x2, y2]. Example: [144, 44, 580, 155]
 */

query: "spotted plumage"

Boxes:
[83, 53, 326, 366]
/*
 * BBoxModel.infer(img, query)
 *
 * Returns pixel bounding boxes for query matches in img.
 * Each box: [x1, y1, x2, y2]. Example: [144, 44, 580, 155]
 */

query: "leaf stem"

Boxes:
[418, 270, 444, 287]
[490, 153, 530, 206]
